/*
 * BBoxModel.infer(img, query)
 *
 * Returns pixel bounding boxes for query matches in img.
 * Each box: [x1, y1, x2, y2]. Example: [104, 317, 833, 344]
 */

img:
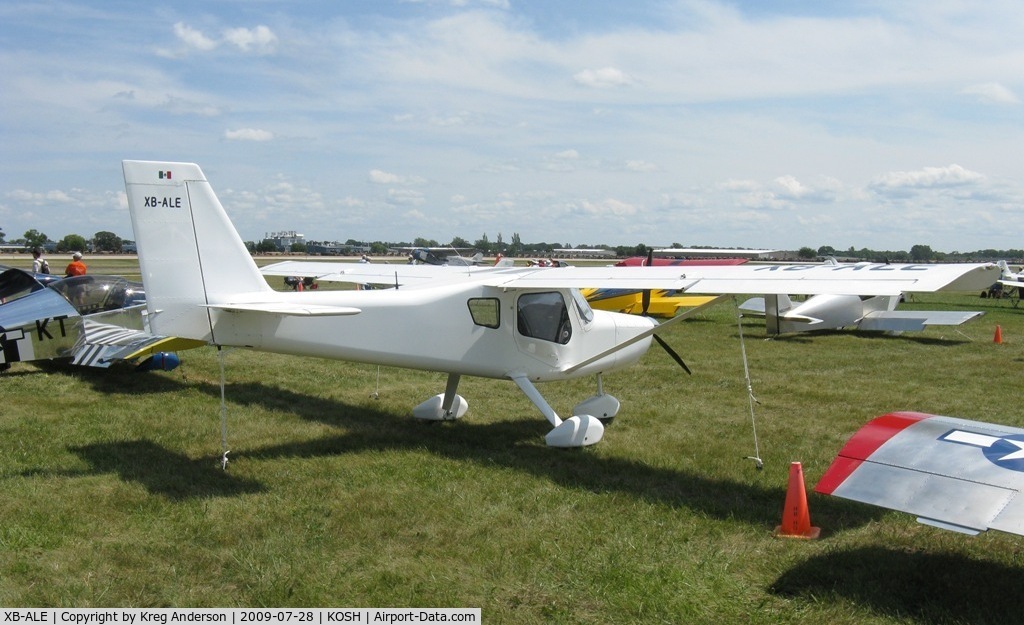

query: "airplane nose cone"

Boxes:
[615, 311, 658, 336]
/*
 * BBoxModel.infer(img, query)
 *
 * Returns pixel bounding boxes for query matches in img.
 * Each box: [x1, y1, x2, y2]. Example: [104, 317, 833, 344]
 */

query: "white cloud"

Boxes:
[173, 22, 218, 51]
[573, 67, 633, 89]
[718, 179, 760, 192]
[369, 170, 402, 184]
[171, 22, 277, 55]
[774, 175, 809, 198]
[960, 82, 1020, 105]
[225, 128, 275, 141]
[368, 170, 425, 185]
[625, 160, 657, 172]
[387, 188, 426, 205]
[223, 25, 278, 54]
[773, 175, 841, 202]
[8, 189, 73, 204]
[577, 198, 637, 217]
[870, 164, 986, 193]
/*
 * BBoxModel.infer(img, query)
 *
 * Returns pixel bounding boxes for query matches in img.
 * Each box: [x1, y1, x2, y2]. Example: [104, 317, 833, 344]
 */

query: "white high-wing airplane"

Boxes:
[997, 260, 1024, 297]
[122, 160, 999, 447]
[737, 293, 984, 335]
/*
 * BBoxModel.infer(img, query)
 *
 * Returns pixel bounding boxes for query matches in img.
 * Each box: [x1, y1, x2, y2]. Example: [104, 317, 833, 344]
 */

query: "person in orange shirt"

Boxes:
[65, 251, 87, 277]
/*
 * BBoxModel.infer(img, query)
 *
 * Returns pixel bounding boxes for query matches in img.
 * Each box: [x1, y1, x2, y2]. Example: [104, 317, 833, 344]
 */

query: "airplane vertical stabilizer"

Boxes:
[122, 160, 273, 342]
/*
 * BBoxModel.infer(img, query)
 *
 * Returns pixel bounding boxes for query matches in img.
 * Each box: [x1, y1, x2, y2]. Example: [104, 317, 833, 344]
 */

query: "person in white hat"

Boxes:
[65, 251, 87, 277]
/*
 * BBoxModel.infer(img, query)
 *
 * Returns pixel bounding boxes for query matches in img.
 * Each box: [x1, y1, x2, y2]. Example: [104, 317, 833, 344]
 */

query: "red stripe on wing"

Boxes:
[815, 412, 932, 495]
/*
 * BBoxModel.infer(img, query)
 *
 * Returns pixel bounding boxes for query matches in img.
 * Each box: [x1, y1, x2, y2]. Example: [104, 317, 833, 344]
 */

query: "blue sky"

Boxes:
[1, 0, 1021, 252]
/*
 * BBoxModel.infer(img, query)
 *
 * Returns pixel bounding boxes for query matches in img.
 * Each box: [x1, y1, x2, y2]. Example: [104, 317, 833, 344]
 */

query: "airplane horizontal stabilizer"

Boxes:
[73, 315, 207, 367]
[205, 303, 362, 316]
[737, 297, 767, 315]
[816, 412, 1024, 536]
[857, 310, 984, 332]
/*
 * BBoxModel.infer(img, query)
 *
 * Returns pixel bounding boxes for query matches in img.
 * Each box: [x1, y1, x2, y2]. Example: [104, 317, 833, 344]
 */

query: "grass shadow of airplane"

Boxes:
[770, 545, 1024, 624]
[68, 439, 265, 500]
[188, 378, 885, 531]
[13, 364, 883, 527]
[740, 328, 972, 347]
[14, 439, 264, 500]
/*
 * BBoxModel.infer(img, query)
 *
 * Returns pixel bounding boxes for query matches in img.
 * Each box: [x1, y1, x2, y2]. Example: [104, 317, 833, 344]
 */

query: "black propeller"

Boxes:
[653, 333, 692, 375]
[640, 247, 692, 375]
[641, 247, 654, 315]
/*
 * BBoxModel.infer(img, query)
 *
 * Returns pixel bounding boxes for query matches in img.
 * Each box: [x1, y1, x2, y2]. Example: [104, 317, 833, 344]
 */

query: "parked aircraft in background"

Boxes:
[0, 268, 201, 372]
[737, 293, 984, 335]
[995, 260, 1024, 299]
[585, 256, 746, 317]
[0, 263, 61, 287]
[407, 248, 485, 266]
[998, 260, 1023, 284]
[615, 256, 748, 267]
[583, 288, 719, 318]
[652, 247, 778, 259]
[817, 412, 1024, 536]
[123, 160, 999, 447]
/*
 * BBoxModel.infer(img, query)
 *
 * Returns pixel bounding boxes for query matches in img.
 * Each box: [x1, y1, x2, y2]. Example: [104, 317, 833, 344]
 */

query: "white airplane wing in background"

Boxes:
[259, 260, 493, 287]
[262, 260, 1000, 297]
[816, 412, 1024, 536]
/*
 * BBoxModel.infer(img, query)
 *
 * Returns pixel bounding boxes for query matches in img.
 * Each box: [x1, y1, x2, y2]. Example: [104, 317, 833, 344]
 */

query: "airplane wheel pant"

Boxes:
[546, 415, 604, 447]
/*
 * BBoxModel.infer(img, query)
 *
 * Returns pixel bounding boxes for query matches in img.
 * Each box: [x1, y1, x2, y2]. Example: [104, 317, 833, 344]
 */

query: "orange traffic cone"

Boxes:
[994, 325, 1003, 344]
[774, 461, 821, 539]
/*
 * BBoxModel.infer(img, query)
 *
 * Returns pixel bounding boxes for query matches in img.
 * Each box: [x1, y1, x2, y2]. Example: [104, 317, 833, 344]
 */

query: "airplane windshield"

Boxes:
[49, 275, 146, 315]
[0, 268, 45, 304]
[570, 288, 594, 325]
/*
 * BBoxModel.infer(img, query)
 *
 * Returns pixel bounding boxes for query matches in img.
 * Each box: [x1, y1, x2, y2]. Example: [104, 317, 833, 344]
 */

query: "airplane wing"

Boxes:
[261, 261, 998, 297]
[205, 302, 361, 316]
[815, 412, 1024, 536]
[260, 260, 492, 287]
[475, 263, 999, 296]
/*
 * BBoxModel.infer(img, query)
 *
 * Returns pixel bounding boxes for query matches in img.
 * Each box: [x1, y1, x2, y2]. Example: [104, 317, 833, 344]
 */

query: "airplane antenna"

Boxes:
[217, 346, 231, 471]
[736, 304, 764, 470]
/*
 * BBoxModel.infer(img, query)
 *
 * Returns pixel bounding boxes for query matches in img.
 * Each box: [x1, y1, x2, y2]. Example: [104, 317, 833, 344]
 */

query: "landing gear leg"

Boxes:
[573, 373, 620, 425]
[412, 373, 468, 420]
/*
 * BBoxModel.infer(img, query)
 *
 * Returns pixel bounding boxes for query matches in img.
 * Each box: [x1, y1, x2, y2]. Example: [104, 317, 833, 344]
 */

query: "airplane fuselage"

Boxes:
[199, 281, 657, 383]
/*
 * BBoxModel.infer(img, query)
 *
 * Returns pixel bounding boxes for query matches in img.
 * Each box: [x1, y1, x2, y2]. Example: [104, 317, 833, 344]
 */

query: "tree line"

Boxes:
[0, 228, 129, 253]
[4, 224, 1020, 262]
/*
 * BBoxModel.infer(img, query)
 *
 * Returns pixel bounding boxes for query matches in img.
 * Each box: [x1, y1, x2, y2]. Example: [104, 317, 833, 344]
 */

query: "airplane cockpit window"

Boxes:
[50, 276, 145, 315]
[468, 298, 500, 328]
[517, 292, 571, 344]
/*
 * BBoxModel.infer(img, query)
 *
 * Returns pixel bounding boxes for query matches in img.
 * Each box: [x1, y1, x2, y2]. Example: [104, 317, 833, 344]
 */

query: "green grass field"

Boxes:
[2, 257, 1023, 622]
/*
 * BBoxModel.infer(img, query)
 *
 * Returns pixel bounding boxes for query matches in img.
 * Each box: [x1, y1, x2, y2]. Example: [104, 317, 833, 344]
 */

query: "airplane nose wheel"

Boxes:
[574, 374, 621, 425]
